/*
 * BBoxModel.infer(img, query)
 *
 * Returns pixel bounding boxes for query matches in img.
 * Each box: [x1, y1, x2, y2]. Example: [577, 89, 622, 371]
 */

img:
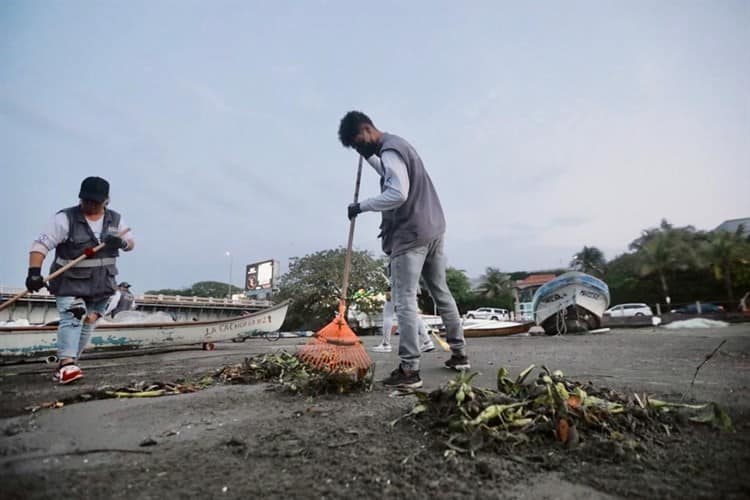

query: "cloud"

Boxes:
[270, 64, 303, 77]
[179, 79, 233, 113]
[0, 97, 94, 144]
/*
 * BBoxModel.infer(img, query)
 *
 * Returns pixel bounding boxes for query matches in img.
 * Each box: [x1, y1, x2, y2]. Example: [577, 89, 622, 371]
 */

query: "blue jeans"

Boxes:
[390, 235, 465, 371]
[381, 298, 433, 346]
[55, 296, 109, 360]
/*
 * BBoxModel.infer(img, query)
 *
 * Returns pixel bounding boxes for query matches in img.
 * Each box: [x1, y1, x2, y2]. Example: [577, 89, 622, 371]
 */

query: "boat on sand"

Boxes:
[462, 319, 535, 338]
[0, 300, 289, 361]
[532, 272, 610, 335]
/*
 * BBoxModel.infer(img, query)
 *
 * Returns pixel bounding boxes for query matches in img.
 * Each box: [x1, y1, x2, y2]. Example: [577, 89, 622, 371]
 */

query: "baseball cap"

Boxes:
[118, 282, 131, 288]
[79, 176, 110, 203]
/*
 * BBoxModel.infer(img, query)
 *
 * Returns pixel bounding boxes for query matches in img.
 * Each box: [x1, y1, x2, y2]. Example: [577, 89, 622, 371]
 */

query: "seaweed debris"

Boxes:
[393, 365, 732, 458]
[215, 350, 374, 395]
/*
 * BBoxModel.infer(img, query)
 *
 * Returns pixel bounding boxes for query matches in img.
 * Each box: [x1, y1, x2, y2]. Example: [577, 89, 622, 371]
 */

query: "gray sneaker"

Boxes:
[444, 354, 470, 371]
[382, 366, 423, 389]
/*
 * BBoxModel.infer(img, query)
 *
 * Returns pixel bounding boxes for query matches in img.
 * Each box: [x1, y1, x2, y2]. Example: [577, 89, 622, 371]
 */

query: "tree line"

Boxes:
[145, 281, 244, 298]
[571, 219, 749, 307]
[148, 219, 749, 330]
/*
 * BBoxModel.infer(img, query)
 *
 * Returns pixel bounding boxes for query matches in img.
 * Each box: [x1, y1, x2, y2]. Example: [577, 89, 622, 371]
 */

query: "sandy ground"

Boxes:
[1, 324, 749, 499]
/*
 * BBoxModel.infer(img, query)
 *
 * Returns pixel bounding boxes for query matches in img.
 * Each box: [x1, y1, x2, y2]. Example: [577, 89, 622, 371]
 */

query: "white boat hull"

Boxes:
[532, 272, 610, 334]
[0, 300, 289, 360]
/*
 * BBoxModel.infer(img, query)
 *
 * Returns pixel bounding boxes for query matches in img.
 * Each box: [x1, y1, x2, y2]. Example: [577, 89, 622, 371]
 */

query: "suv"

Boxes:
[670, 303, 724, 314]
[465, 307, 509, 320]
[605, 303, 653, 317]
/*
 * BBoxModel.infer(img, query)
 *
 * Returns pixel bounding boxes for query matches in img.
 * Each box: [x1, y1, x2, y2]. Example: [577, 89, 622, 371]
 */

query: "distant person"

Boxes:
[373, 288, 435, 353]
[25, 177, 134, 384]
[338, 111, 468, 389]
[104, 282, 136, 318]
[740, 291, 749, 313]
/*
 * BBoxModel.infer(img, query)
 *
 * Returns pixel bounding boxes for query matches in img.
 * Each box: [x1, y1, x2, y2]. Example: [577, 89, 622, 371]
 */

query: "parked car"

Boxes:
[604, 303, 653, 317]
[465, 307, 509, 320]
[670, 303, 724, 314]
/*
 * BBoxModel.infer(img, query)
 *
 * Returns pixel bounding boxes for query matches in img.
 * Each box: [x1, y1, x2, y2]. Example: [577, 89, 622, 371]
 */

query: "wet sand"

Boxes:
[2, 324, 749, 499]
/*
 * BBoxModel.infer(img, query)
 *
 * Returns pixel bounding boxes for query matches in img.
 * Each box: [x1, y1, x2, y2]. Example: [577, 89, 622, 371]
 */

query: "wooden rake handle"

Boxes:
[0, 227, 132, 313]
[339, 156, 363, 316]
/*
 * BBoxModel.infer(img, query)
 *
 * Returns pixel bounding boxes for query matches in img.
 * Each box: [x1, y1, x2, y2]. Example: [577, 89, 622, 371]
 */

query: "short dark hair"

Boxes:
[338, 111, 373, 147]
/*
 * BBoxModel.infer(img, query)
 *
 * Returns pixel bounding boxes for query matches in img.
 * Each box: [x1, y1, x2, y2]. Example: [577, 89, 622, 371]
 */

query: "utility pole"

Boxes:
[225, 251, 232, 299]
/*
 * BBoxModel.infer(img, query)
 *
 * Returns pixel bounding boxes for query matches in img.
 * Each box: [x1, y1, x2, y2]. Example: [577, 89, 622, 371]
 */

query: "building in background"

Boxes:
[245, 259, 280, 300]
[715, 217, 750, 238]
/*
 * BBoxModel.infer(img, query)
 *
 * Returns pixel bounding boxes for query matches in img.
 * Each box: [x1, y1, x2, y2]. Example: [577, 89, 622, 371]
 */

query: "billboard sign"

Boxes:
[245, 260, 278, 291]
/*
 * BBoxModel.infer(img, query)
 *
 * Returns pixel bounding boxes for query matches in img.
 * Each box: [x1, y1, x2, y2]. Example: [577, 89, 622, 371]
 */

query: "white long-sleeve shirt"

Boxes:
[358, 151, 409, 212]
[30, 211, 134, 255]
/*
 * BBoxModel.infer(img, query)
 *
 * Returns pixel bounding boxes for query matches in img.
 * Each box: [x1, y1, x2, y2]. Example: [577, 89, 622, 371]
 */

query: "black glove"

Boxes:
[347, 203, 362, 220]
[104, 234, 127, 250]
[25, 267, 45, 292]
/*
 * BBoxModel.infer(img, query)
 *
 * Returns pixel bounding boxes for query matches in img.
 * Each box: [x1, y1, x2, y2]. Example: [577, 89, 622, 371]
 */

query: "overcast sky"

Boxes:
[1, 1, 748, 292]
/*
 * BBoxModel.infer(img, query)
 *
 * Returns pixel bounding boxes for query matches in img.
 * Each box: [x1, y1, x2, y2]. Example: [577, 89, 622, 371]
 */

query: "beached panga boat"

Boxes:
[532, 272, 610, 335]
[462, 319, 536, 338]
[0, 300, 289, 361]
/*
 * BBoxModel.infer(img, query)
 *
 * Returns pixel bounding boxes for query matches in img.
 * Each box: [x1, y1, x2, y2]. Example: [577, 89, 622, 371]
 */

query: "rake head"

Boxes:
[296, 314, 373, 377]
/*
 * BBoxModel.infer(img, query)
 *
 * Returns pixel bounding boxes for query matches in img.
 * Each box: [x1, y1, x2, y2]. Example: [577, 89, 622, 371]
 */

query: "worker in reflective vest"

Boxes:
[26, 176, 135, 384]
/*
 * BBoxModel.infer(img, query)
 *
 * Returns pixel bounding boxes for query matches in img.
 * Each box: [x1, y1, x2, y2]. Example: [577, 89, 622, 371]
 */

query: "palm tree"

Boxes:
[570, 246, 606, 277]
[629, 219, 674, 251]
[631, 220, 696, 303]
[700, 225, 750, 302]
[477, 267, 511, 300]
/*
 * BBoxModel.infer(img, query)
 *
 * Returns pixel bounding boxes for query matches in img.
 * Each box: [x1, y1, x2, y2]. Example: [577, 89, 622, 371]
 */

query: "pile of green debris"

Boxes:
[24, 378, 213, 412]
[26, 351, 373, 413]
[215, 350, 374, 395]
[394, 365, 733, 457]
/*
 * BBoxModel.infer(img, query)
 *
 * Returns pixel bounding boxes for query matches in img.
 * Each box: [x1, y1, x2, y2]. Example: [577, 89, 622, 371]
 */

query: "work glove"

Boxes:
[104, 234, 127, 250]
[347, 203, 361, 220]
[25, 267, 45, 292]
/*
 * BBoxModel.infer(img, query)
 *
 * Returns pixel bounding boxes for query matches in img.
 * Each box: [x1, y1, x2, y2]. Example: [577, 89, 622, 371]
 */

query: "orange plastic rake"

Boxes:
[297, 156, 373, 376]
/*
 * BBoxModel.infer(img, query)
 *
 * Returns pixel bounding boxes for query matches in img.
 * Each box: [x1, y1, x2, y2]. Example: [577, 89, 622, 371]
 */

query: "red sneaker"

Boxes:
[53, 364, 83, 384]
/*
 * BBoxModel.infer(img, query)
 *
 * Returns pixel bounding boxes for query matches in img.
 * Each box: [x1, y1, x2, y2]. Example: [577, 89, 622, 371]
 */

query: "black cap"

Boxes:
[118, 282, 130, 288]
[79, 176, 110, 203]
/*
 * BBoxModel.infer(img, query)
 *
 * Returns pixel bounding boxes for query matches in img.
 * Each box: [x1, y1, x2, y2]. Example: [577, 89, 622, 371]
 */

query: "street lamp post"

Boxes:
[225, 251, 233, 299]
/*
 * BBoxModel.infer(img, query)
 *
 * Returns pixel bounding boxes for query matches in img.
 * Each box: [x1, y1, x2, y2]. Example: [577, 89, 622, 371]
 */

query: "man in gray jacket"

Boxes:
[338, 111, 469, 388]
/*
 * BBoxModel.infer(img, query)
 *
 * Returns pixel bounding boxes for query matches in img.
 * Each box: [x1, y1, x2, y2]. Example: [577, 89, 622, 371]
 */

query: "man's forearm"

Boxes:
[29, 251, 45, 268]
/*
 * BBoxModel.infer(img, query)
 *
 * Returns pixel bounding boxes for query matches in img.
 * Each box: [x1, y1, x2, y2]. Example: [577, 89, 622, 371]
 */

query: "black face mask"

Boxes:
[355, 140, 379, 158]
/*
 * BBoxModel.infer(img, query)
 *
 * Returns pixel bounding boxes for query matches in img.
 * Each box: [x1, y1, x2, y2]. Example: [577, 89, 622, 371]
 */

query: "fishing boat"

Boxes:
[531, 272, 610, 335]
[0, 287, 274, 324]
[0, 300, 290, 361]
[462, 319, 535, 338]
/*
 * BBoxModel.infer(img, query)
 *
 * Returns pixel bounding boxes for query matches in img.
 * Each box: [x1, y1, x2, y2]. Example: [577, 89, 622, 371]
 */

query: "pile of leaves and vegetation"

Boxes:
[24, 378, 213, 412]
[394, 365, 733, 460]
[26, 351, 374, 413]
[214, 350, 374, 395]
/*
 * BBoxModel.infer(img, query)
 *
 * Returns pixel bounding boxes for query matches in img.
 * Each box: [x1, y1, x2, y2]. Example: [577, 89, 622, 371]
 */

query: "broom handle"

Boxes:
[339, 156, 363, 315]
[0, 227, 132, 313]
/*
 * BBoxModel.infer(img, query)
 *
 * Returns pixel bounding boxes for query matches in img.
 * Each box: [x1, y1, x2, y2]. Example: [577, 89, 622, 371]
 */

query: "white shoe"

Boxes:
[420, 341, 436, 353]
[372, 343, 392, 353]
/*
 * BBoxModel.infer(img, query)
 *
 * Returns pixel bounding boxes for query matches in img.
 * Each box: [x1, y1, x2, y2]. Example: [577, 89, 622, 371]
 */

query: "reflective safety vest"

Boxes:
[48, 205, 121, 299]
